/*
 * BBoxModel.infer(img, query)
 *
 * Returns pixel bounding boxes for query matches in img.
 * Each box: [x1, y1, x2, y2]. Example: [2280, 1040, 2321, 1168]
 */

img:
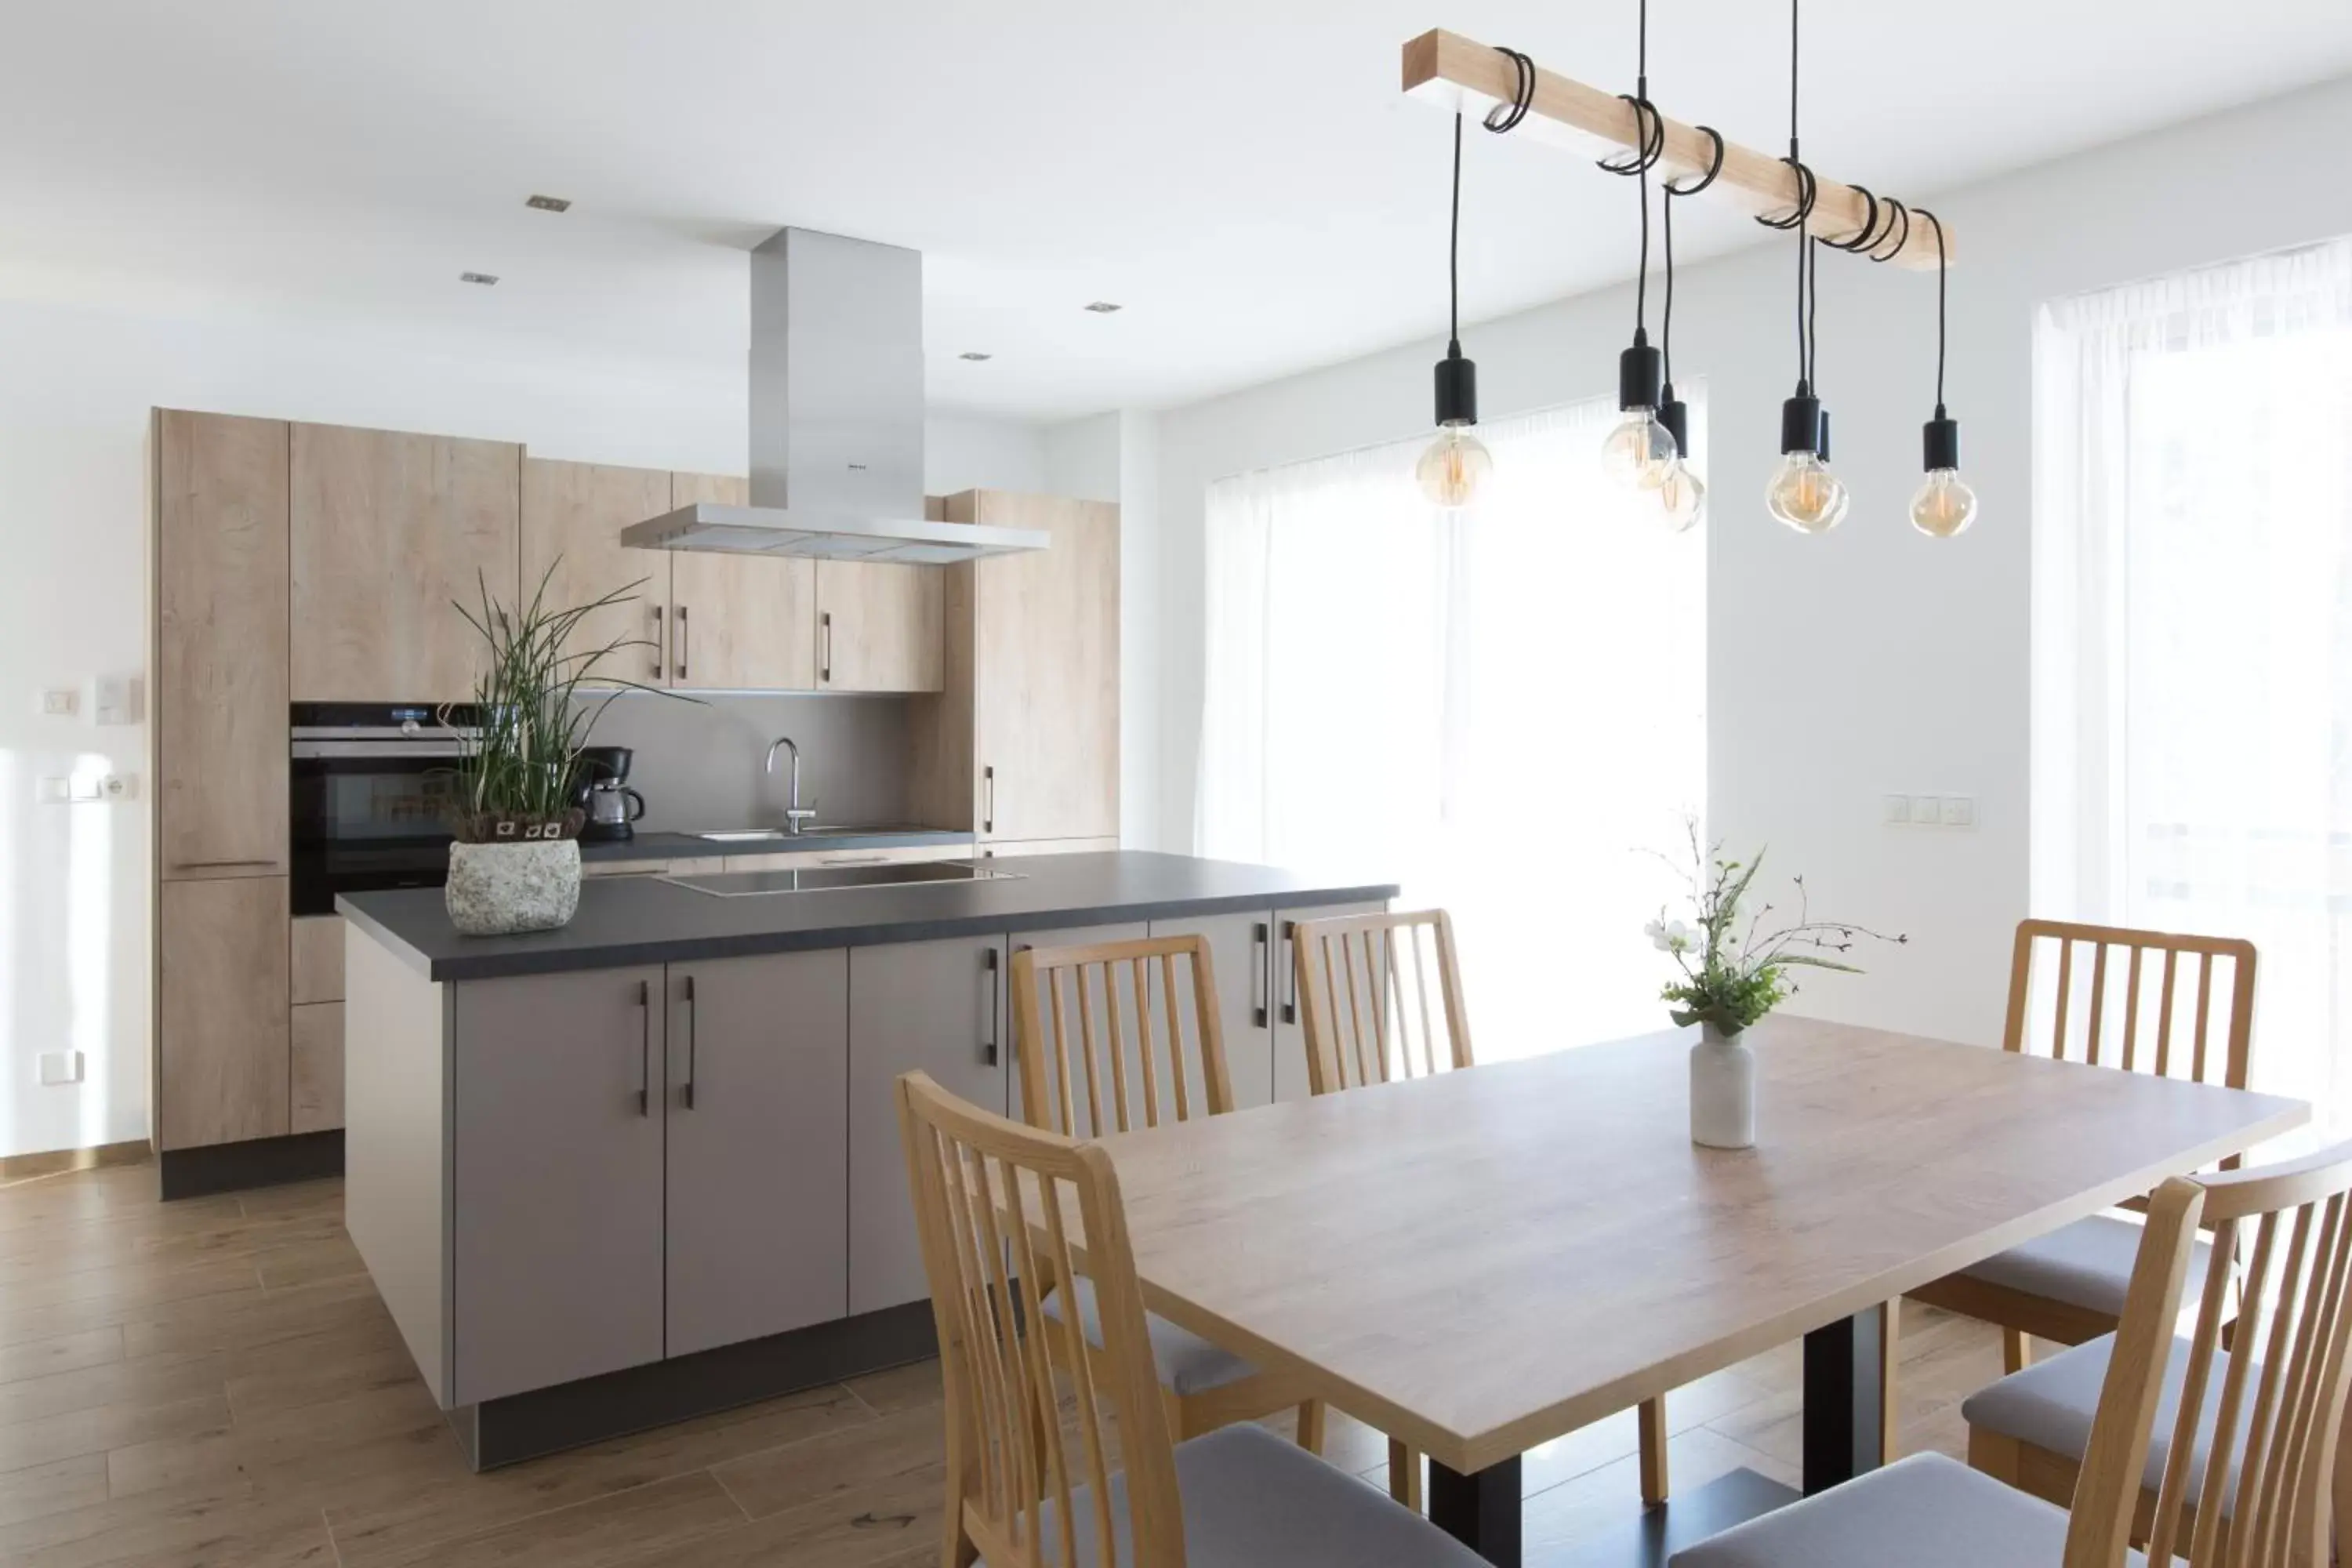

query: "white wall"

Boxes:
[1148, 73, 2352, 1049]
[0, 295, 1046, 1158]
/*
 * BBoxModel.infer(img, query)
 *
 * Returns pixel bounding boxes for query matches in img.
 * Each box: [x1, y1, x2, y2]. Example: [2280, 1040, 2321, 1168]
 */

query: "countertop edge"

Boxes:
[339, 878, 1403, 984]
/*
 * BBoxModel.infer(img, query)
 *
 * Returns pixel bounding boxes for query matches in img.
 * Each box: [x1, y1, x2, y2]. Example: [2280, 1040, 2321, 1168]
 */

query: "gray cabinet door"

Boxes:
[451, 967, 665, 1406]
[1005, 923, 1147, 1130]
[1273, 902, 1389, 1102]
[666, 950, 849, 1357]
[848, 935, 1007, 1316]
[1147, 911, 1276, 1112]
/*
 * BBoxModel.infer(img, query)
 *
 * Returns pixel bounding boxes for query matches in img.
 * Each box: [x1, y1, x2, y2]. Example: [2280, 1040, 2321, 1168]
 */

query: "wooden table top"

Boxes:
[1090, 1017, 2308, 1474]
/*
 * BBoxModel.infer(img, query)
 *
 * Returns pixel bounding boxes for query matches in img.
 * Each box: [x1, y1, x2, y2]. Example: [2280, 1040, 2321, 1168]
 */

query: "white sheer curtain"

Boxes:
[2034, 237, 2352, 1132]
[1197, 393, 1707, 1057]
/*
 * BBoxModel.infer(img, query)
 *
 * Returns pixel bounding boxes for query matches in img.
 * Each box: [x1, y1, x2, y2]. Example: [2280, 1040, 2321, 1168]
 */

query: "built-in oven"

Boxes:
[290, 702, 480, 916]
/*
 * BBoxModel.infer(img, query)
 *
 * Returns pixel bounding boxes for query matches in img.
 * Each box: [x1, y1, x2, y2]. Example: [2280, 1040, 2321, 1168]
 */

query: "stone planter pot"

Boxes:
[446, 839, 581, 937]
[1690, 1022, 1756, 1149]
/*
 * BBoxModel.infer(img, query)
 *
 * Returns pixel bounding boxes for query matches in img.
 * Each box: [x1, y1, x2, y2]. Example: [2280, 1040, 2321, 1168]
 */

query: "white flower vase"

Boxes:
[446, 839, 581, 936]
[1690, 1022, 1756, 1149]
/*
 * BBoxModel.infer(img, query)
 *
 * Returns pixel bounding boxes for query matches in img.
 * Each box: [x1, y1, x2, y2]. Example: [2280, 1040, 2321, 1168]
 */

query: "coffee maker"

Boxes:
[573, 746, 646, 844]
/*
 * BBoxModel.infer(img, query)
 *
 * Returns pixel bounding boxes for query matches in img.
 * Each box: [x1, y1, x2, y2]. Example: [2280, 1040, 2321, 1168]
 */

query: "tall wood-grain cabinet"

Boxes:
[517, 457, 673, 684]
[916, 491, 1119, 850]
[290, 423, 521, 702]
[151, 410, 293, 1151]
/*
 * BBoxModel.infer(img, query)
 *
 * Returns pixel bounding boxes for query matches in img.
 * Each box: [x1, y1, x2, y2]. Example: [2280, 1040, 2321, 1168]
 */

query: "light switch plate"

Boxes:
[1882, 794, 1911, 824]
[38, 689, 76, 717]
[37, 1050, 82, 1087]
[89, 675, 134, 726]
[1911, 794, 1944, 825]
[1942, 796, 1976, 828]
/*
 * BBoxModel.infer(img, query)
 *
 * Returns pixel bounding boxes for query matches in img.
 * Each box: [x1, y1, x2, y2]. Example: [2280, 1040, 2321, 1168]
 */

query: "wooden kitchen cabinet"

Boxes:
[290, 1004, 345, 1134]
[290, 423, 521, 703]
[158, 877, 290, 1149]
[670, 473, 818, 691]
[927, 491, 1118, 846]
[290, 915, 345, 1004]
[1149, 911, 1278, 1111]
[154, 409, 290, 881]
[816, 561, 943, 693]
[450, 967, 666, 1406]
[519, 457, 673, 683]
[847, 935, 1007, 1314]
[664, 951, 848, 1356]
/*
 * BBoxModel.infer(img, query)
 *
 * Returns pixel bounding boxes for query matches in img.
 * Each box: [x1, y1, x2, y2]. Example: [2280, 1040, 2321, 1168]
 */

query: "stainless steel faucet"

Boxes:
[764, 737, 818, 834]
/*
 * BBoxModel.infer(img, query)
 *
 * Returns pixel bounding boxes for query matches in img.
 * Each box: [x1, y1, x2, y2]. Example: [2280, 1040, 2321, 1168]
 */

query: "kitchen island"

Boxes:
[338, 851, 1395, 1467]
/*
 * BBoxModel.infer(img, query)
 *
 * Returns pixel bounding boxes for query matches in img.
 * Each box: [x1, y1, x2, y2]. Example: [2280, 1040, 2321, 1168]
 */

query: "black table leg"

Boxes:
[1801, 1305, 1886, 1494]
[1430, 1454, 1522, 1567]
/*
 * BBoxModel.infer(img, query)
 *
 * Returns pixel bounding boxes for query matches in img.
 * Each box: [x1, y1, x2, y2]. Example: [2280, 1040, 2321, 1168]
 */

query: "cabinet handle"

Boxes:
[818, 855, 887, 866]
[637, 978, 652, 1116]
[821, 612, 833, 684]
[172, 858, 279, 871]
[982, 947, 1000, 1067]
[982, 767, 995, 835]
[681, 975, 697, 1110]
[651, 606, 665, 680]
[1250, 922, 1270, 1029]
[676, 605, 689, 682]
[1280, 921, 1298, 1025]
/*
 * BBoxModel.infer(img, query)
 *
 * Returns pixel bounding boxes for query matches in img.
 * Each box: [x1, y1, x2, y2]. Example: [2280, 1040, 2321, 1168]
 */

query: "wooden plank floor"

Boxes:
[0, 1162, 2022, 1567]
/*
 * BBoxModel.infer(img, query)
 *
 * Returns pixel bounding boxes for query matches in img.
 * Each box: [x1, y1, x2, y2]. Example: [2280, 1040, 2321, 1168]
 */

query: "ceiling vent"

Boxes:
[1083, 300, 1123, 314]
[525, 194, 572, 212]
[459, 272, 499, 285]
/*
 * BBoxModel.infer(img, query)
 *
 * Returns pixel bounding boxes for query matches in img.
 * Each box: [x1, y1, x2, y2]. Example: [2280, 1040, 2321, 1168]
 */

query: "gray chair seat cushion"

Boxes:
[1040, 1276, 1259, 1397]
[1962, 1214, 2212, 1316]
[1962, 1330, 2256, 1512]
[981, 1422, 1490, 1568]
[1668, 1452, 2144, 1567]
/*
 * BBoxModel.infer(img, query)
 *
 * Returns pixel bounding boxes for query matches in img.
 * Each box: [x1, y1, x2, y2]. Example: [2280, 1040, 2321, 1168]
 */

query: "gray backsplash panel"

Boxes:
[573, 691, 918, 833]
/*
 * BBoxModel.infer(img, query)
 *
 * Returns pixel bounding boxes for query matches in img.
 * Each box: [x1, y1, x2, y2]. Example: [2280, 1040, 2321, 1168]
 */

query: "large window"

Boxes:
[1196, 393, 1707, 1055]
[2034, 238, 2352, 1131]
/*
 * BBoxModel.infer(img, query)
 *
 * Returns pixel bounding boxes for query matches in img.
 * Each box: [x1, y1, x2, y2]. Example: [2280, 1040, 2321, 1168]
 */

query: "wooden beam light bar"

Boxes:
[1402, 29, 1951, 270]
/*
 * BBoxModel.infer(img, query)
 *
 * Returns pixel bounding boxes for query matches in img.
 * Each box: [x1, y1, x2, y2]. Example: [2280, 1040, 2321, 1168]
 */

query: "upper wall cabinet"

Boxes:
[520, 458, 673, 685]
[815, 562, 944, 694]
[669, 473, 817, 691]
[949, 491, 1120, 843]
[290, 423, 521, 703]
[154, 409, 292, 880]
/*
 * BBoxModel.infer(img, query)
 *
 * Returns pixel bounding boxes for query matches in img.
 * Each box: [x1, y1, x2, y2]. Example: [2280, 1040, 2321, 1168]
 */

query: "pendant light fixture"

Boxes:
[1597, 0, 1678, 490]
[1758, 0, 1849, 535]
[1647, 122, 1722, 532]
[1417, 111, 1493, 510]
[1908, 210, 1976, 537]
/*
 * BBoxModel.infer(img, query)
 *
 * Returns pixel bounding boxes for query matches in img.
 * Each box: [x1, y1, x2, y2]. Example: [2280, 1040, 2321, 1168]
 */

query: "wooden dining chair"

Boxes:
[896, 1069, 1491, 1568]
[1668, 1173, 2212, 1568]
[1010, 935, 1326, 1455]
[1961, 1138, 2352, 1565]
[1291, 908, 1674, 1515]
[1892, 920, 2258, 1456]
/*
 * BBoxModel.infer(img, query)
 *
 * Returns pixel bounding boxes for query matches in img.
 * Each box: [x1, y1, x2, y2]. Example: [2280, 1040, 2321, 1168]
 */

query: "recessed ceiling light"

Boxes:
[525, 194, 572, 212]
[459, 272, 499, 286]
[1083, 300, 1123, 314]
[959, 351, 993, 361]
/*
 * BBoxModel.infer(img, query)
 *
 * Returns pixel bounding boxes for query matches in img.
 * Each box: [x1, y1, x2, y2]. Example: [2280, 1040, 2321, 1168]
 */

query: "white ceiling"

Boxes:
[5, 2, 2350, 421]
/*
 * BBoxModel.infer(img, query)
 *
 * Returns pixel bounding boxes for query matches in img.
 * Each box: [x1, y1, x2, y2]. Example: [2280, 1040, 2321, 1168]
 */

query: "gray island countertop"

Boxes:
[339, 851, 1399, 982]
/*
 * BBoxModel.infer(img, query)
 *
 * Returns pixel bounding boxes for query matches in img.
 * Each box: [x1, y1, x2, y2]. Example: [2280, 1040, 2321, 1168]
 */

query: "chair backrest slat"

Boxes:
[898, 1070, 1185, 1568]
[2107, 1141, 2352, 1568]
[1012, 935, 1232, 1138]
[1294, 910, 1473, 1096]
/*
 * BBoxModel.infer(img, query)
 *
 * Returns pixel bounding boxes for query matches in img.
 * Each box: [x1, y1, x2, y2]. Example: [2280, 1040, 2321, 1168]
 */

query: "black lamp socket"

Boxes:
[1433, 345, 1479, 428]
[1618, 336, 1664, 413]
[1780, 392, 1824, 456]
[1658, 388, 1690, 459]
[1923, 408, 1961, 473]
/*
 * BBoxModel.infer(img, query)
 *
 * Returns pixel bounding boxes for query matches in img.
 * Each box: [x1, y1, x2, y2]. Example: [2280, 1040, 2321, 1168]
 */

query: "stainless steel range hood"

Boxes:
[622, 227, 1047, 563]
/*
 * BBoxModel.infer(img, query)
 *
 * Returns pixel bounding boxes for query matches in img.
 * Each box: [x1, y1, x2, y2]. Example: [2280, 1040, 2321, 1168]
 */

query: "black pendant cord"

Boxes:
[1448, 111, 1464, 353]
[1919, 207, 1948, 409]
[1661, 128, 1724, 393]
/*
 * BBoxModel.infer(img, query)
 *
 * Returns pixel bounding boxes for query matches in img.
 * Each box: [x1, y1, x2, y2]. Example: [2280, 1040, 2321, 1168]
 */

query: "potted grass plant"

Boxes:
[1649, 822, 1904, 1149]
[440, 565, 666, 937]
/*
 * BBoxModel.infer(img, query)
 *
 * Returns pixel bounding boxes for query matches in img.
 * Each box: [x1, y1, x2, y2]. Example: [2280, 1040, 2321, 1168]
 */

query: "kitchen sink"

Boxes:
[689, 824, 938, 843]
[664, 862, 1023, 896]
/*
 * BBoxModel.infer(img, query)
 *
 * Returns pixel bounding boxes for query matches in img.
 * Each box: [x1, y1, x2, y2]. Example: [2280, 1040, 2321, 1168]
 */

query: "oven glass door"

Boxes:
[291, 750, 465, 916]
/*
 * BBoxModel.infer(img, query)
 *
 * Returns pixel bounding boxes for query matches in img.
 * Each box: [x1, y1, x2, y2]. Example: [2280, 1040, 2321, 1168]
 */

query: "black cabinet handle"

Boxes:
[637, 978, 652, 1116]
[651, 606, 664, 681]
[982, 766, 995, 834]
[821, 612, 833, 683]
[1250, 922, 1269, 1029]
[982, 947, 1000, 1067]
[676, 605, 690, 682]
[681, 975, 698, 1109]
[1280, 921, 1298, 1025]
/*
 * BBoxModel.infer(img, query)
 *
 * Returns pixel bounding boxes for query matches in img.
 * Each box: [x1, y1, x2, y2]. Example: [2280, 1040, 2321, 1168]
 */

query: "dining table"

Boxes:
[1084, 1015, 2307, 1567]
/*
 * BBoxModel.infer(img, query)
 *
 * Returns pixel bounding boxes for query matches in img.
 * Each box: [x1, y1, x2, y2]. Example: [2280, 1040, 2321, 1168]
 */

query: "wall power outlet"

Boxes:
[38, 1051, 82, 1087]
